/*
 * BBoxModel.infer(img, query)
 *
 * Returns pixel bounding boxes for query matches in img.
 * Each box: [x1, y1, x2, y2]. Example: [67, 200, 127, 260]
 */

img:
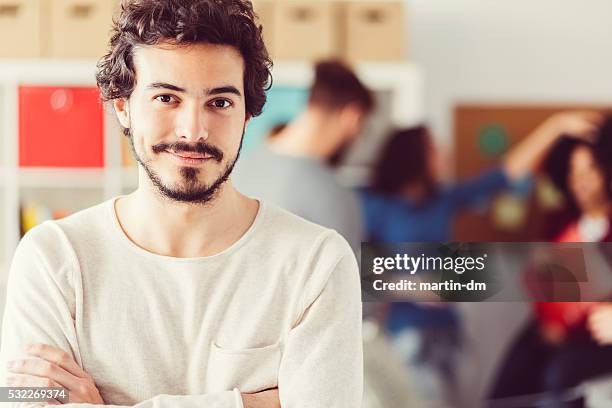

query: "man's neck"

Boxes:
[270, 109, 339, 160]
[115, 176, 259, 258]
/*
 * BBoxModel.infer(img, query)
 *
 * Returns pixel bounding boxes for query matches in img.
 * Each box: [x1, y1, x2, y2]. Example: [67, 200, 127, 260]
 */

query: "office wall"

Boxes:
[407, 0, 612, 147]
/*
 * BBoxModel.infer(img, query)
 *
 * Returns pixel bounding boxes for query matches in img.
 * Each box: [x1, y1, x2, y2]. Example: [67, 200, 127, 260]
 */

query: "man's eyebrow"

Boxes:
[206, 86, 242, 97]
[145, 83, 242, 97]
[146, 82, 186, 92]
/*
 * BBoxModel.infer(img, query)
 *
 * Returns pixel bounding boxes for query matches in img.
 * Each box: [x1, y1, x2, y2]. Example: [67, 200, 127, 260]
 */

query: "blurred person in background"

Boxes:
[361, 112, 603, 406]
[547, 117, 612, 243]
[233, 60, 375, 254]
[489, 116, 612, 408]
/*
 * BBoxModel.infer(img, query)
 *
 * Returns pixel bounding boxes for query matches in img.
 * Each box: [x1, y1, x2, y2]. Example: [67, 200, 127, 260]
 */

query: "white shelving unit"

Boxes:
[0, 60, 128, 276]
[0, 59, 424, 277]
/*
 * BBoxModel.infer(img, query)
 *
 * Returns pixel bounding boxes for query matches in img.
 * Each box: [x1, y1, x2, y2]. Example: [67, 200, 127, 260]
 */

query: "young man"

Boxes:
[233, 60, 374, 255]
[0, 1, 362, 407]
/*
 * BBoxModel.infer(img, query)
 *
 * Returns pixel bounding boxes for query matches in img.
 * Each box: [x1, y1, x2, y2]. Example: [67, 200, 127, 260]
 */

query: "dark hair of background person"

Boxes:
[96, 0, 273, 119]
[370, 126, 438, 202]
[541, 115, 612, 239]
[265, 122, 288, 141]
[308, 59, 375, 114]
[544, 115, 612, 215]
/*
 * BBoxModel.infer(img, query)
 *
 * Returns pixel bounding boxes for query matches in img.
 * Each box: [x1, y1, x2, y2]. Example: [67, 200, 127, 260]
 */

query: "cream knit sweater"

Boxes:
[1, 199, 363, 407]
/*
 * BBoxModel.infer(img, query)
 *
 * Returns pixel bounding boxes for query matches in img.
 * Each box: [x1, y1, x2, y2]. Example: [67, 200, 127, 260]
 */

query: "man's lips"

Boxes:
[170, 150, 208, 159]
[165, 149, 214, 164]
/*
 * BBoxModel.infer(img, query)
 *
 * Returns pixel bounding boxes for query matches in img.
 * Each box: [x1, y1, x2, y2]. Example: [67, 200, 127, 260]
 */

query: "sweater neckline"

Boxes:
[106, 195, 265, 263]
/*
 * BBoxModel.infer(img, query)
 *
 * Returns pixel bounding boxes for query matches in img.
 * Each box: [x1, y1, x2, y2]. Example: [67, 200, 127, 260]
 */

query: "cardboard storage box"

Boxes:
[47, 0, 116, 58]
[19, 86, 105, 167]
[0, 0, 44, 58]
[272, 0, 341, 61]
[343, 1, 405, 61]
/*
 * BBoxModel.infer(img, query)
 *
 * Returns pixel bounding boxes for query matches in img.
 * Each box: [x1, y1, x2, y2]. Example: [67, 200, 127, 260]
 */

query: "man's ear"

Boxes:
[113, 98, 130, 129]
[339, 104, 363, 132]
[244, 114, 252, 129]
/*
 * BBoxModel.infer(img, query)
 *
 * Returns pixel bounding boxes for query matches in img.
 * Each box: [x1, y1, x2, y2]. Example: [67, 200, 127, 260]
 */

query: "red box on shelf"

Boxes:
[19, 86, 105, 167]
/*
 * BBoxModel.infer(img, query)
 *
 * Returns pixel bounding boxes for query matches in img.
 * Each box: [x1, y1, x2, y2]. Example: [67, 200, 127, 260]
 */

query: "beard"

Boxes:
[125, 127, 244, 205]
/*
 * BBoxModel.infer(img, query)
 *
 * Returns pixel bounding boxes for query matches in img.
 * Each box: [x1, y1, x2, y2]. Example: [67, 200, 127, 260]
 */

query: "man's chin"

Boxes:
[162, 179, 214, 194]
[156, 185, 219, 204]
[153, 168, 205, 185]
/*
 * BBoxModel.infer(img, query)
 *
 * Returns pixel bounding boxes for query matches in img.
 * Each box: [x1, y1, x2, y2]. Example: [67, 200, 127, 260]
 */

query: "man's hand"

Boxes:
[588, 304, 612, 345]
[241, 388, 280, 408]
[6, 343, 105, 404]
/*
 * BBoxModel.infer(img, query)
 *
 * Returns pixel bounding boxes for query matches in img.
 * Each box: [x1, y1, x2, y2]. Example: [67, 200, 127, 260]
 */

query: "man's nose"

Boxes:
[175, 102, 209, 142]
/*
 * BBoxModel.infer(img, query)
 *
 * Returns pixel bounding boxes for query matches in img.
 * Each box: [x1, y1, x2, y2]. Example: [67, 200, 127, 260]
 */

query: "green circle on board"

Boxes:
[478, 124, 509, 157]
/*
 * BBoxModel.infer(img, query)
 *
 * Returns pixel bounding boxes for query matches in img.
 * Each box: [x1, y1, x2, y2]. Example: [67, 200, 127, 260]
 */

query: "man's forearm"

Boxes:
[241, 389, 280, 408]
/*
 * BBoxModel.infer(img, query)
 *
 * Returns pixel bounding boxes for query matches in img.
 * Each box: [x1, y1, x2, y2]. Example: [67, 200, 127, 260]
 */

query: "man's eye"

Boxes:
[155, 95, 176, 103]
[211, 99, 232, 109]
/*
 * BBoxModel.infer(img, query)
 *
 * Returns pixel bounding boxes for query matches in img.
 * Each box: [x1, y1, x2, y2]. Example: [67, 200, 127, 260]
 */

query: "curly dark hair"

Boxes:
[371, 126, 438, 201]
[96, 0, 272, 118]
[544, 115, 612, 210]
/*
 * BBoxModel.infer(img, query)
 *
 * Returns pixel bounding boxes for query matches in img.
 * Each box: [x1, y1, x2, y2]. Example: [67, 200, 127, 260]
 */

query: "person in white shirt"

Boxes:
[0, 1, 362, 407]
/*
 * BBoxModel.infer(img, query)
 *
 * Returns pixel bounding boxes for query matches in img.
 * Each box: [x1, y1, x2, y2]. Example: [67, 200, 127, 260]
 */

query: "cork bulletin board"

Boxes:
[453, 104, 611, 242]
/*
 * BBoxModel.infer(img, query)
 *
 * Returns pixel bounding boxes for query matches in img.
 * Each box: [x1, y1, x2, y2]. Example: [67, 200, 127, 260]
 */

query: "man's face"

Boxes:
[115, 42, 248, 204]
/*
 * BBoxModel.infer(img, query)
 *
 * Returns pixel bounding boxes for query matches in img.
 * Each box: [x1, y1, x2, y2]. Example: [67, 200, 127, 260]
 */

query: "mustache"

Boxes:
[152, 141, 224, 162]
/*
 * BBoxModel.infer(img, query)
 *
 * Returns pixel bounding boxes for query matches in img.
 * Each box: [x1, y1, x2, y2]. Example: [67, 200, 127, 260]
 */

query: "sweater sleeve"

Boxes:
[1, 224, 81, 391]
[278, 232, 363, 407]
[0, 224, 242, 408]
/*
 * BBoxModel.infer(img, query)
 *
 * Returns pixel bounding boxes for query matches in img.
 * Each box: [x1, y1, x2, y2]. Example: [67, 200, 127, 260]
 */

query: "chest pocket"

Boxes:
[206, 340, 282, 393]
